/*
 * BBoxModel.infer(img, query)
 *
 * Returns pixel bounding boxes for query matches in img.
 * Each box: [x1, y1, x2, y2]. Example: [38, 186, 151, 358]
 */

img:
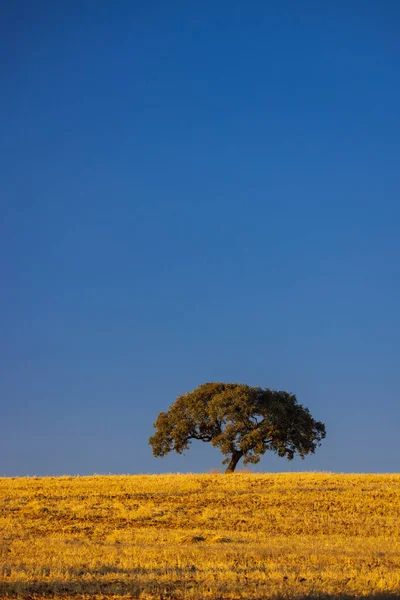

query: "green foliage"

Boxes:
[149, 382, 326, 472]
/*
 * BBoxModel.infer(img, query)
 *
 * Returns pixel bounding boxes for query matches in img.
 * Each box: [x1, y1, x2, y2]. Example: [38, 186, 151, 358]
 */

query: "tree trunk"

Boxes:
[225, 451, 243, 473]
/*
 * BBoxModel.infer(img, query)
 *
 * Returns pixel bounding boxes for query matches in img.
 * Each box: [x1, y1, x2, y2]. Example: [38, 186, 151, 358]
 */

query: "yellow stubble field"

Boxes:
[1, 472, 400, 599]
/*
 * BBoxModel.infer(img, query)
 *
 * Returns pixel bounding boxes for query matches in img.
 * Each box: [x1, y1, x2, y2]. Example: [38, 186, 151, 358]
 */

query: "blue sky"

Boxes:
[1, 1, 399, 476]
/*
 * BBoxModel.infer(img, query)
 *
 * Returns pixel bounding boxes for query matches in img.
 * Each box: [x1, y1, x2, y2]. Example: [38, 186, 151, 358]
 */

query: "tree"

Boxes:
[149, 382, 326, 473]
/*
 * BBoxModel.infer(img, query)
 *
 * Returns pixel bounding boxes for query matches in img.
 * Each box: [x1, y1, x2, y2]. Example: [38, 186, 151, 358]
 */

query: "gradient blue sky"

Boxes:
[1, 1, 399, 476]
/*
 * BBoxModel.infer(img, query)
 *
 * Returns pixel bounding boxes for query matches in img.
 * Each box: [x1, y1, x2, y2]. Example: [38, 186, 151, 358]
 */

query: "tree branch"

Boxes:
[191, 434, 213, 442]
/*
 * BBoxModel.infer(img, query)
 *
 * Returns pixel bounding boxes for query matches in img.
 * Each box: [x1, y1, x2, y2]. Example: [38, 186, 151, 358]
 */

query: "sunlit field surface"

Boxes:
[1, 473, 400, 599]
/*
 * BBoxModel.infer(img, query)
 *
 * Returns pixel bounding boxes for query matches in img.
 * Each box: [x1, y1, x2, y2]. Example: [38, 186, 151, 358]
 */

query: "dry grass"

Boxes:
[1, 472, 400, 599]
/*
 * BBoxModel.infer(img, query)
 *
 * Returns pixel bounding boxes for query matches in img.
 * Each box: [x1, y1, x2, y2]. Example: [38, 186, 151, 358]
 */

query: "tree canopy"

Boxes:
[149, 382, 326, 473]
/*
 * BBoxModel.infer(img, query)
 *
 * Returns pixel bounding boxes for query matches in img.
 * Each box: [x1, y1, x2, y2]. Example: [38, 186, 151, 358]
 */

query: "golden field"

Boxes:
[1, 473, 400, 599]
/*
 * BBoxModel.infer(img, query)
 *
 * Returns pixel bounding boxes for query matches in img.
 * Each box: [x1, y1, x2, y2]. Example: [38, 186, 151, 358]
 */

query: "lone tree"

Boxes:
[149, 382, 326, 473]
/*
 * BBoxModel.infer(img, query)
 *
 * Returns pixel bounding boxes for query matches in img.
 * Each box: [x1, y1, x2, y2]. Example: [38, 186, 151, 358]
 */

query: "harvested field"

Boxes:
[1, 473, 400, 599]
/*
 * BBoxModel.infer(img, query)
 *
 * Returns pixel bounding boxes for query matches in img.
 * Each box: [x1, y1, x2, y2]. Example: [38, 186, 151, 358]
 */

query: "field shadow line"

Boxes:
[1, 581, 400, 599]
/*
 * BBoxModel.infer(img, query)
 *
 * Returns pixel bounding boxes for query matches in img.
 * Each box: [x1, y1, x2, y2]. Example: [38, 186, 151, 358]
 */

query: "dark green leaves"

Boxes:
[149, 382, 326, 472]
